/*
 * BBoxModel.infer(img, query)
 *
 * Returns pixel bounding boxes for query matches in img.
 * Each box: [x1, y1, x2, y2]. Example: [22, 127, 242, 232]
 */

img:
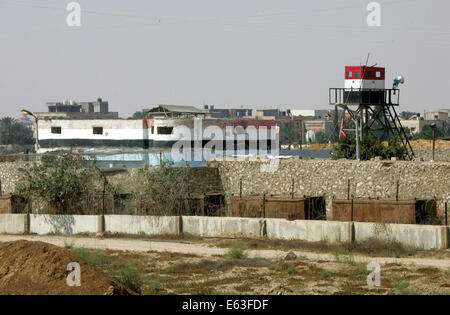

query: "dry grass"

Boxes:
[217, 238, 417, 258]
[80, 246, 450, 295]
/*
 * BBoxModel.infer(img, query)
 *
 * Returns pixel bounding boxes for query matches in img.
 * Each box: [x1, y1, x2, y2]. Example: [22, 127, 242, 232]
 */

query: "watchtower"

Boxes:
[329, 65, 414, 160]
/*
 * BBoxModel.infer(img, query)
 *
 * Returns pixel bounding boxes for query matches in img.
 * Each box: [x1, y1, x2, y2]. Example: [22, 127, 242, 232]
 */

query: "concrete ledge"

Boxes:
[30, 214, 99, 235]
[354, 222, 448, 250]
[182, 216, 265, 238]
[266, 219, 352, 243]
[104, 215, 179, 236]
[0, 214, 27, 234]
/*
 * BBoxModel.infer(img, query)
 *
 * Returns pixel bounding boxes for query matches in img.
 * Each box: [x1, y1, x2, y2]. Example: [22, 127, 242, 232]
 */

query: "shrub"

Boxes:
[227, 242, 248, 259]
[394, 282, 421, 295]
[333, 135, 407, 160]
[71, 248, 110, 265]
[134, 160, 189, 215]
[109, 261, 145, 294]
[15, 154, 103, 214]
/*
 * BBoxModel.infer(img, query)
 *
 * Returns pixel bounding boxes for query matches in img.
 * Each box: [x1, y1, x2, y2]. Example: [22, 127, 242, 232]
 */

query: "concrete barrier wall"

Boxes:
[30, 214, 99, 235]
[182, 216, 264, 237]
[354, 222, 448, 250]
[104, 215, 179, 236]
[266, 219, 352, 243]
[0, 214, 448, 249]
[0, 214, 27, 234]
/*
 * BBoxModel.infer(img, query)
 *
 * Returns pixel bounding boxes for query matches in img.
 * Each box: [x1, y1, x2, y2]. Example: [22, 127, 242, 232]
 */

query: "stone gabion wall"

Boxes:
[1, 158, 449, 219]
[106, 167, 223, 194]
[0, 162, 223, 196]
[0, 162, 29, 194]
[209, 158, 450, 219]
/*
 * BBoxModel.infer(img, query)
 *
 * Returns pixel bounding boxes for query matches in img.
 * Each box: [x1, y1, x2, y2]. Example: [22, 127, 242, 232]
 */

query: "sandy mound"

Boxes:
[0, 240, 134, 295]
[410, 139, 450, 149]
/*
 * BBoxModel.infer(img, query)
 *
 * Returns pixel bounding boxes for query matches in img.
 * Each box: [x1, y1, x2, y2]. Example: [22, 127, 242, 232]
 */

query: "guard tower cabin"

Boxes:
[343, 66, 387, 105]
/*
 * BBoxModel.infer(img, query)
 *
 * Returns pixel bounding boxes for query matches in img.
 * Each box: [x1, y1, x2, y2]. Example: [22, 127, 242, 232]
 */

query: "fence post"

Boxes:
[291, 178, 295, 199]
[347, 179, 350, 200]
[351, 198, 354, 222]
[445, 202, 448, 226]
[239, 178, 242, 198]
[262, 193, 266, 218]
[396, 180, 399, 201]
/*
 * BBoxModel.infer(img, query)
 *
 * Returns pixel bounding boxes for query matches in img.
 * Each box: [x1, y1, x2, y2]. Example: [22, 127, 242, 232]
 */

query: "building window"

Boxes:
[365, 72, 372, 79]
[348, 71, 353, 78]
[93, 127, 103, 135]
[376, 71, 381, 78]
[151, 126, 154, 134]
[157, 126, 173, 135]
[51, 127, 61, 134]
[355, 71, 360, 78]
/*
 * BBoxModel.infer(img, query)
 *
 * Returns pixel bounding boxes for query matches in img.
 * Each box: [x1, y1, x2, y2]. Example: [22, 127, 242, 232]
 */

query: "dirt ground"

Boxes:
[0, 235, 448, 295]
[409, 139, 450, 149]
[0, 240, 134, 295]
[95, 248, 450, 295]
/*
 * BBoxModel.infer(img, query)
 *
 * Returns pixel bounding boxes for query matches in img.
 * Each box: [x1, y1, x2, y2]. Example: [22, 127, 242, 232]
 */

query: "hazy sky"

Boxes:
[0, 0, 449, 118]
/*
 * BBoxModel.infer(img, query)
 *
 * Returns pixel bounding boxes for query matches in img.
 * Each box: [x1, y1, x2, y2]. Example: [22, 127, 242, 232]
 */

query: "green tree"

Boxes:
[314, 131, 329, 144]
[0, 117, 34, 145]
[132, 111, 145, 119]
[412, 124, 450, 140]
[134, 161, 189, 215]
[15, 154, 101, 214]
[333, 135, 407, 160]
[399, 111, 419, 120]
[279, 126, 297, 145]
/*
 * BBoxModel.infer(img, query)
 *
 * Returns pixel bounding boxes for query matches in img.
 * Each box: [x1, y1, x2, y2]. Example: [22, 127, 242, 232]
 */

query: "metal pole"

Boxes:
[347, 179, 350, 200]
[291, 178, 295, 199]
[35, 117, 39, 153]
[355, 117, 360, 160]
[432, 128, 436, 161]
[262, 193, 266, 218]
[351, 198, 354, 222]
[239, 178, 242, 198]
[396, 180, 399, 201]
[445, 202, 448, 226]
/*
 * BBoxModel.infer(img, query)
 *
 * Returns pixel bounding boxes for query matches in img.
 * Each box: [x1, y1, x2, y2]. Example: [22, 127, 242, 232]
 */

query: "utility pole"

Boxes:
[355, 117, 360, 160]
[431, 123, 436, 162]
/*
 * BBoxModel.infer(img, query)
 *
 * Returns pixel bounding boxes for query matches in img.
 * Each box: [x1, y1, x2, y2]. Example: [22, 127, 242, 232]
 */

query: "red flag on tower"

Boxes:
[340, 120, 347, 138]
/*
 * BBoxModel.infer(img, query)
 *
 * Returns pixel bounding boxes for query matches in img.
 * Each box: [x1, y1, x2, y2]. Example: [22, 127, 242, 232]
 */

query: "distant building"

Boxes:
[17, 114, 34, 127]
[290, 109, 331, 120]
[36, 98, 118, 119]
[424, 109, 450, 122]
[399, 119, 445, 134]
[144, 105, 206, 118]
[203, 106, 253, 118]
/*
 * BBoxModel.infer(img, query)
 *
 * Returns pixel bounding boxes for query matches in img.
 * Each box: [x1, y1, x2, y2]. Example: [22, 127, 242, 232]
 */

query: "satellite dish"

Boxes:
[393, 75, 405, 88]
[306, 130, 315, 143]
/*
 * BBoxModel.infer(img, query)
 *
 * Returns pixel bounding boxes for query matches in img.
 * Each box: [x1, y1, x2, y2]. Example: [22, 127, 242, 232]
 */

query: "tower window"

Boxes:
[157, 127, 173, 135]
[51, 127, 61, 134]
[93, 127, 103, 135]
